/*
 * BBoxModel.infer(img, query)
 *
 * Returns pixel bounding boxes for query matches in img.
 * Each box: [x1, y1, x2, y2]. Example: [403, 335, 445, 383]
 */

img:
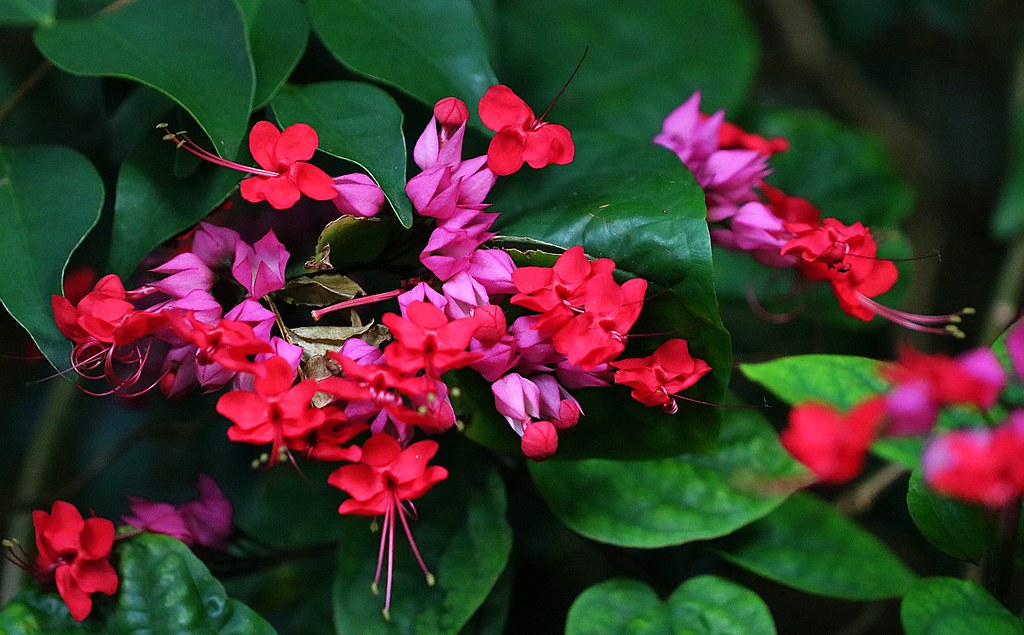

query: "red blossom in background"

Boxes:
[31, 501, 118, 622]
[923, 412, 1024, 507]
[780, 398, 886, 484]
[611, 338, 712, 412]
[479, 84, 574, 176]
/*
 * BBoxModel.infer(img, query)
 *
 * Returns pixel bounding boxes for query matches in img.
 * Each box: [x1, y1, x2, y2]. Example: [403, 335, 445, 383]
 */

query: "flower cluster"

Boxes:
[656, 92, 970, 336]
[47, 88, 710, 620]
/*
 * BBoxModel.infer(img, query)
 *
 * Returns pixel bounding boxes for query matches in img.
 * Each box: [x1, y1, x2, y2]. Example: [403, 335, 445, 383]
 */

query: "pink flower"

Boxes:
[331, 173, 385, 218]
[123, 474, 234, 550]
[231, 230, 289, 299]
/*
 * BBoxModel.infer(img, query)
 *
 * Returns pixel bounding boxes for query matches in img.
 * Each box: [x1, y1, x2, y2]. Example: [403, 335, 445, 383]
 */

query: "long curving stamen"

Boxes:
[156, 124, 278, 178]
[856, 292, 972, 338]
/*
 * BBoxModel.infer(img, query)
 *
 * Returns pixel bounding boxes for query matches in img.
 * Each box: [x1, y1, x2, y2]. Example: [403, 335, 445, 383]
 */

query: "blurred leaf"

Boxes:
[719, 492, 918, 600]
[307, 0, 496, 122]
[565, 576, 776, 635]
[0, 144, 102, 369]
[272, 81, 412, 227]
[529, 409, 806, 548]
[756, 108, 914, 227]
[332, 439, 511, 634]
[740, 354, 887, 408]
[109, 121, 241, 276]
[235, 0, 309, 108]
[0, 587, 103, 633]
[906, 468, 996, 564]
[34, 0, 254, 158]
[0, 0, 53, 25]
[494, 0, 758, 141]
[110, 533, 278, 633]
[901, 577, 1023, 635]
[483, 131, 730, 458]
[992, 87, 1024, 239]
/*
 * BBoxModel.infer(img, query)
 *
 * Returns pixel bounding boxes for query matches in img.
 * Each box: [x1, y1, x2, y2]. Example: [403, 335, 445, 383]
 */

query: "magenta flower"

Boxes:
[123, 473, 234, 549]
[331, 173, 386, 218]
[231, 230, 289, 299]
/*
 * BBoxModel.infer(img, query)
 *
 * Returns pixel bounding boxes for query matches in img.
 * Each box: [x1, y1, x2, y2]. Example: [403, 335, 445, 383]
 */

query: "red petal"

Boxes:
[486, 128, 527, 176]
[70, 557, 118, 594]
[292, 162, 338, 201]
[275, 123, 320, 165]
[261, 176, 303, 210]
[522, 124, 574, 169]
[521, 420, 558, 460]
[55, 565, 92, 621]
[44, 501, 84, 554]
[359, 433, 402, 466]
[478, 85, 534, 131]
[79, 517, 114, 560]
[216, 391, 270, 427]
[248, 121, 281, 171]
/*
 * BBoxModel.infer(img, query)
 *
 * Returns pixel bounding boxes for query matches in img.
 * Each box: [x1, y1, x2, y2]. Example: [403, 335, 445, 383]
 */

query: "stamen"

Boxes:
[157, 125, 278, 178]
[856, 292, 971, 338]
[537, 47, 589, 123]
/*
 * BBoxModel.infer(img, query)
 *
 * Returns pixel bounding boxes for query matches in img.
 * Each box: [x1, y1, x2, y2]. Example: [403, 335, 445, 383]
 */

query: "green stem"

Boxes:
[0, 379, 79, 604]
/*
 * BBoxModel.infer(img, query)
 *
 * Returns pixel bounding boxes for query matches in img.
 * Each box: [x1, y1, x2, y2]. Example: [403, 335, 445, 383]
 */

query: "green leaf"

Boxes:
[992, 53, 1024, 240]
[901, 577, 1023, 635]
[271, 81, 411, 227]
[307, 0, 496, 119]
[719, 492, 918, 600]
[494, 0, 758, 140]
[34, 0, 254, 159]
[0, 0, 53, 26]
[332, 439, 511, 634]
[109, 533, 278, 634]
[0, 587, 103, 633]
[565, 576, 776, 635]
[481, 131, 730, 459]
[756, 108, 915, 227]
[235, 0, 309, 108]
[906, 468, 996, 563]
[529, 409, 806, 548]
[0, 144, 103, 369]
[108, 117, 241, 276]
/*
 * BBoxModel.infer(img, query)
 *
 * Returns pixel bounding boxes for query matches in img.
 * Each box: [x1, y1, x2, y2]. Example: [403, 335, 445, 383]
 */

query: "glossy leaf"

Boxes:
[756, 108, 914, 227]
[719, 492, 918, 600]
[481, 131, 731, 458]
[34, 0, 254, 158]
[566, 576, 776, 635]
[906, 468, 996, 563]
[235, 0, 309, 108]
[272, 81, 412, 226]
[495, 0, 758, 140]
[0, 144, 103, 369]
[0, 0, 53, 26]
[332, 439, 511, 634]
[108, 119, 241, 276]
[109, 533, 278, 634]
[0, 587, 103, 633]
[901, 577, 1023, 635]
[529, 409, 806, 548]
[307, 0, 496, 120]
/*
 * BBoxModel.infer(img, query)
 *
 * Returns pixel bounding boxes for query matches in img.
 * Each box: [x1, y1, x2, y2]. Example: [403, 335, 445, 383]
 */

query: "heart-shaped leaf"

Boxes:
[271, 81, 411, 226]
[0, 144, 103, 369]
[565, 576, 776, 635]
[34, 0, 254, 158]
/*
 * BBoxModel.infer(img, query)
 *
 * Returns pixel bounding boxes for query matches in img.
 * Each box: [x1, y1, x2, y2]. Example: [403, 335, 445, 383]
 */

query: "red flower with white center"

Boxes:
[328, 433, 448, 620]
[612, 338, 712, 412]
[780, 398, 886, 484]
[479, 84, 574, 176]
[30, 501, 118, 621]
[382, 301, 482, 377]
[160, 121, 338, 210]
[215, 356, 348, 466]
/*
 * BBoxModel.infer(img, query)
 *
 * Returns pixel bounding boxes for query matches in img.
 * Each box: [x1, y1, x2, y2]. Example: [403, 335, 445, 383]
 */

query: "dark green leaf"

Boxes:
[495, 0, 758, 141]
[719, 492, 918, 600]
[235, 0, 309, 108]
[109, 533, 278, 634]
[332, 439, 511, 634]
[565, 576, 776, 635]
[108, 119, 241, 276]
[906, 468, 996, 563]
[34, 0, 254, 158]
[0, 587, 103, 633]
[756, 108, 914, 227]
[272, 81, 411, 227]
[901, 577, 1023, 635]
[482, 131, 730, 458]
[0, 144, 103, 369]
[0, 0, 53, 26]
[529, 409, 806, 548]
[307, 0, 496, 120]
[992, 65, 1024, 240]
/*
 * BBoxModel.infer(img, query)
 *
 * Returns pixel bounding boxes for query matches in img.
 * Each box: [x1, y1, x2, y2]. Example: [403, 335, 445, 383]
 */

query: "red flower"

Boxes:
[479, 85, 574, 176]
[760, 183, 821, 225]
[32, 501, 118, 621]
[382, 301, 481, 377]
[239, 121, 339, 209]
[717, 120, 789, 155]
[780, 398, 886, 484]
[328, 433, 448, 619]
[168, 312, 273, 374]
[511, 245, 615, 333]
[215, 356, 349, 466]
[612, 338, 712, 412]
[923, 413, 1024, 507]
[551, 272, 648, 369]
